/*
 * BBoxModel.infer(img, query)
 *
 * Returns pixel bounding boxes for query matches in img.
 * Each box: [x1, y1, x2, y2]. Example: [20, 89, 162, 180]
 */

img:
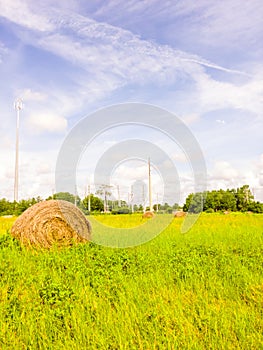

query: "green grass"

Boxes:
[0, 213, 262, 349]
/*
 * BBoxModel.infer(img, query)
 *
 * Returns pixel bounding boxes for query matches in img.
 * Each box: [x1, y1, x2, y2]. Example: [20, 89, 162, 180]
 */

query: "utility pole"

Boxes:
[104, 188, 107, 212]
[130, 185, 134, 213]
[117, 185, 121, 207]
[142, 183, 146, 212]
[96, 184, 112, 213]
[148, 158, 153, 212]
[14, 99, 23, 202]
[88, 184, 91, 212]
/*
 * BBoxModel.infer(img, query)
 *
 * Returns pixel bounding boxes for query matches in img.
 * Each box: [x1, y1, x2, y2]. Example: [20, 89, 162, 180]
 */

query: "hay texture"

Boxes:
[174, 211, 186, 218]
[142, 211, 155, 219]
[11, 200, 91, 248]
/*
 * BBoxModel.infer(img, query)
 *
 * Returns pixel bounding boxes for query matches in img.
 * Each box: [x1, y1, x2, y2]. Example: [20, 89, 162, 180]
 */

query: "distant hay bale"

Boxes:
[142, 211, 155, 219]
[174, 211, 186, 218]
[11, 200, 91, 248]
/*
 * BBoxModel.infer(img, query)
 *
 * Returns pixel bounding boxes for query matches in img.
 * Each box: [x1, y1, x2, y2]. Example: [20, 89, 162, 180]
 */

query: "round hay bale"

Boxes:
[11, 200, 91, 248]
[174, 211, 186, 218]
[142, 211, 155, 219]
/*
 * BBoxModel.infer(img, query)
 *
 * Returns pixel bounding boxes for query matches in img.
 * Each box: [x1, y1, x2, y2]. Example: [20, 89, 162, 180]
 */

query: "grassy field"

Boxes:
[0, 213, 262, 349]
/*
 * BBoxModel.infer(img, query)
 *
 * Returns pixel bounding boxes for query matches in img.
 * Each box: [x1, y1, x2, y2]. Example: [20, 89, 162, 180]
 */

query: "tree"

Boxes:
[183, 192, 203, 213]
[248, 201, 263, 213]
[159, 202, 173, 213]
[0, 198, 14, 215]
[208, 190, 222, 211]
[172, 203, 180, 210]
[183, 185, 257, 213]
[96, 185, 112, 212]
[220, 189, 237, 211]
[82, 194, 104, 212]
[235, 185, 254, 211]
[183, 193, 193, 212]
[0, 197, 43, 216]
[111, 207, 131, 214]
[153, 203, 161, 211]
[138, 204, 144, 212]
[47, 192, 81, 206]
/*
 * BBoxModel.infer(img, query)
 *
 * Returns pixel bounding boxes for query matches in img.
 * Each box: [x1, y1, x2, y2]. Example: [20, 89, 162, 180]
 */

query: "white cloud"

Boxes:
[0, 0, 55, 31]
[0, 148, 57, 200]
[211, 161, 239, 182]
[207, 157, 263, 198]
[216, 119, 225, 124]
[197, 73, 263, 116]
[27, 112, 67, 133]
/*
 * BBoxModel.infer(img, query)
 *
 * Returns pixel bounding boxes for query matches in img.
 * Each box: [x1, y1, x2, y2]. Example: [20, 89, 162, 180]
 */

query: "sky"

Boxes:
[0, 0, 262, 204]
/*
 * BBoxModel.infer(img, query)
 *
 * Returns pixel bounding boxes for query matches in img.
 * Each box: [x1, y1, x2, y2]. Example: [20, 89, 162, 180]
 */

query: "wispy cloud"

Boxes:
[0, 0, 55, 31]
[1, 3, 261, 122]
[38, 11, 251, 77]
[94, 0, 263, 52]
[195, 0, 263, 48]
[1, 1, 252, 81]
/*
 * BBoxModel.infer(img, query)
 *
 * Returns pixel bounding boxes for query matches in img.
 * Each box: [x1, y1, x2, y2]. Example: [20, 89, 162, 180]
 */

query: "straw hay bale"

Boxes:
[174, 211, 186, 218]
[142, 211, 155, 218]
[11, 200, 91, 248]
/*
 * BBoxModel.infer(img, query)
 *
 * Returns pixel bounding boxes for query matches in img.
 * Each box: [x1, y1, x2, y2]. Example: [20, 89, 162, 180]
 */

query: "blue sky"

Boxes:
[0, 0, 262, 203]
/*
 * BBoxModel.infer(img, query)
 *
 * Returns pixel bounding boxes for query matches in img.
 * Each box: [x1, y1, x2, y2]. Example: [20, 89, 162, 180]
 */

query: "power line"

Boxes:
[148, 158, 153, 212]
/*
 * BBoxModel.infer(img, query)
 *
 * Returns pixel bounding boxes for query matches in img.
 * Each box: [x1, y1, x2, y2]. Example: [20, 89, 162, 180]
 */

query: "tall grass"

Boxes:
[0, 213, 262, 349]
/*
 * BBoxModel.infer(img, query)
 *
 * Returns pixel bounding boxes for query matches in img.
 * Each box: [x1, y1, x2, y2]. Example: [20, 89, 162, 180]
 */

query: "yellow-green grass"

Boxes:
[0, 216, 16, 235]
[92, 213, 148, 228]
[0, 213, 262, 349]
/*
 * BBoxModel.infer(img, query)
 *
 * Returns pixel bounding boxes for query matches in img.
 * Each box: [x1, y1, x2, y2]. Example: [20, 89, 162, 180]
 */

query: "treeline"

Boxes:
[0, 191, 180, 216]
[0, 185, 262, 216]
[49, 192, 179, 214]
[183, 185, 263, 213]
[0, 197, 42, 216]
